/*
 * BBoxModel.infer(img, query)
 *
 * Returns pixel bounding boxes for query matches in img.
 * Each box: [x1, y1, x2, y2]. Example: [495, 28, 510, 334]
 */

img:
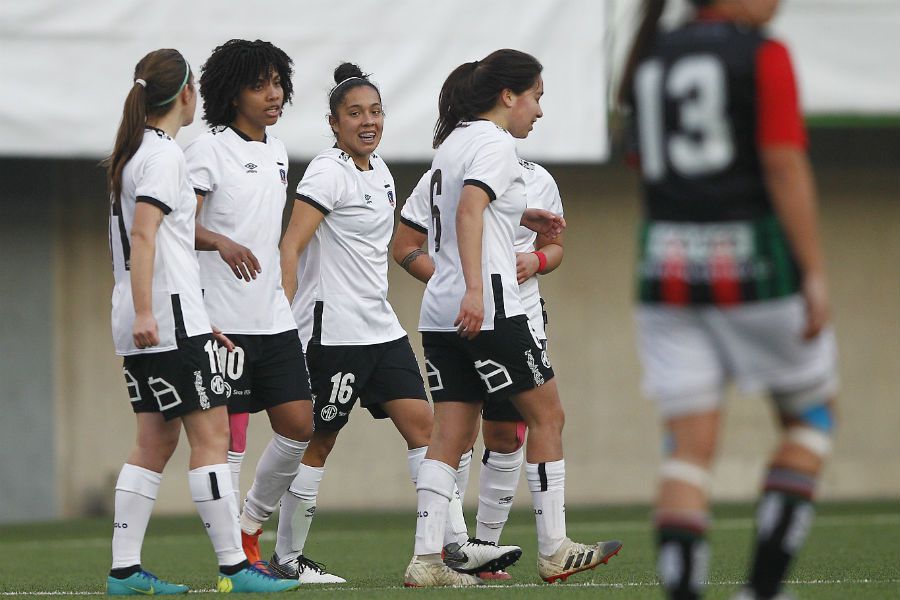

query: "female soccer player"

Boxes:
[403, 49, 622, 587]
[275, 63, 518, 582]
[105, 48, 297, 595]
[183, 39, 324, 577]
[392, 158, 566, 581]
[619, 1, 838, 598]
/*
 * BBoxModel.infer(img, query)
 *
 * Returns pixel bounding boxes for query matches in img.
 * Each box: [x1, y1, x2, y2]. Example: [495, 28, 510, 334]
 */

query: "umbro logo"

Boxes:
[365, 194, 372, 205]
[498, 495, 514, 505]
[244, 163, 258, 173]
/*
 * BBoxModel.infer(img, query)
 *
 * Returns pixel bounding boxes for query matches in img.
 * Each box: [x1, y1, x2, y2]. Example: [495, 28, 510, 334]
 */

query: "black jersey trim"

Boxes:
[229, 125, 266, 143]
[298, 195, 330, 215]
[171, 294, 187, 340]
[193, 188, 209, 197]
[464, 179, 497, 202]
[136, 195, 172, 215]
[400, 216, 428, 234]
[112, 200, 131, 271]
[491, 273, 506, 319]
[311, 301, 324, 344]
[537, 462, 548, 492]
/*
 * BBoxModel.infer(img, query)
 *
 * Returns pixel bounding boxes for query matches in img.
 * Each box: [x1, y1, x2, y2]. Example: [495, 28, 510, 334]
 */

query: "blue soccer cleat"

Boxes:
[107, 570, 189, 595]
[216, 562, 300, 593]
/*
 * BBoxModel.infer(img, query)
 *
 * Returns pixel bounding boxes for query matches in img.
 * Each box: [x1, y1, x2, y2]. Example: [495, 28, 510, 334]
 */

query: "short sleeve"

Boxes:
[530, 164, 564, 217]
[755, 39, 807, 149]
[135, 146, 183, 214]
[183, 135, 219, 194]
[399, 170, 431, 233]
[296, 156, 346, 214]
[463, 131, 519, 202]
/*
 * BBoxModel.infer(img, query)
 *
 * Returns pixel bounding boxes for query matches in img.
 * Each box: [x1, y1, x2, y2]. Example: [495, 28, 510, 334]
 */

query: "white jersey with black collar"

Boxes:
[110, 128, 211, 356]
[184, 126, 296, 335]
[419, 120, 527, 332]
[293, 148, 406, 346]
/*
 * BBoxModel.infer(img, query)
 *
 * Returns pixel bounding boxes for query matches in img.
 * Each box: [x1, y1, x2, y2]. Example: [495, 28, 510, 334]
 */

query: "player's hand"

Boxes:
[801, 271, 830, 340]
[133, 313, 160, 349]
[521, 208, 566, 239]
[216, 237, 261, 282]
[212, 326, 235, 352]
[454, 289, 484, 339]
[516, 252, 540, 284]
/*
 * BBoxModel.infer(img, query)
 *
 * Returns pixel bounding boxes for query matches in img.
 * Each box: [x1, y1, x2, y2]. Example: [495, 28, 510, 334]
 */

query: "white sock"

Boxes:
[414, 459, 456, 557]
[443, 449, 474, 546]
[242, 434, 308, 531]
[227, 451, 244, 508]
[111, 464, 161, 569]
[275, 464, 324, 560]
[407, 446, 427, 485]
[526, 459, 567, 556]
[189, 464, 244, 567]
[476, 447, 524, 544]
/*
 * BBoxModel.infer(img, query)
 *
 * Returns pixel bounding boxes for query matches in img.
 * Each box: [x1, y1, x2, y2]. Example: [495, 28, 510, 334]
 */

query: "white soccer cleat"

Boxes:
[442, 538, 522, 574]
[268, 552, 346, 584]
[404, 556, 481, 587]
[537, 538, 622, 583]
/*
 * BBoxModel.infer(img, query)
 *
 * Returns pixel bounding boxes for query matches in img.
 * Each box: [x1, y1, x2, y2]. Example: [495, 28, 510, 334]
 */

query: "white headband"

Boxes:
[329, 76, 365, 99]
[134, 78, 147, 88]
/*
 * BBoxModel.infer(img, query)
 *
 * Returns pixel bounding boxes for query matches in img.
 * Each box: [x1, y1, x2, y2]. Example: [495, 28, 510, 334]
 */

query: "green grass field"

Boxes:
[1, 500, 897, 598]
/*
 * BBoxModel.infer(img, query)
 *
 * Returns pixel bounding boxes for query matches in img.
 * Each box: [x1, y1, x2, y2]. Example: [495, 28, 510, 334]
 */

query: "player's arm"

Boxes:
[756, 40, 829, 340]
[130, 201, 165, 349]
[455, 185, 489, 339]
[392, 220, 433, 284]
[515, 232, 565, 284]
[280, 197, 326, 302]
[193, 193, 261, 282]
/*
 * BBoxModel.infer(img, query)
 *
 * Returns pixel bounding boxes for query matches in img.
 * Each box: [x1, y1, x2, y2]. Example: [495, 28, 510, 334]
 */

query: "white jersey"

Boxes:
[293, 148, 406, 345]
[419, 121, 527, 332]
[110, 128, 211, 356]
[184, 126, 296, 335]
[402, 158, 562, 339]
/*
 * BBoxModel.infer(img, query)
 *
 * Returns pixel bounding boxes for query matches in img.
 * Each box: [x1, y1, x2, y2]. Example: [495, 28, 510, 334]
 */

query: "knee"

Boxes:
[483, 420, 523, 454]
[303, 433, 338, 466]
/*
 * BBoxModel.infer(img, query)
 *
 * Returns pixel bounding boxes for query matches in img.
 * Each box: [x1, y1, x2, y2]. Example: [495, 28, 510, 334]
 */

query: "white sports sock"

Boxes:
[443, 449, 474, 546]
[227, 451, 244, 508]
[526, 459, 567, 556]
[275, 463, 324, 560]
[189, 464, 244, 567]
[111, 464, 162, 569]
[407, 446, 427, 485]
[414, 459, 456, 556]
[476, 447, 524, 544]
[241, 434, 308, 530]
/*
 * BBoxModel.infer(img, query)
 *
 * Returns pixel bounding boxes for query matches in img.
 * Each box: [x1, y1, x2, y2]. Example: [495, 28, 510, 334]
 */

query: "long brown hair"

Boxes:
[103, 49, 192, 206]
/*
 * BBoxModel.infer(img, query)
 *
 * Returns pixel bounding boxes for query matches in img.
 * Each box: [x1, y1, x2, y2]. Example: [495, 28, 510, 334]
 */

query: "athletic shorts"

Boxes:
[122, 333, 228, 421]
[481, 339, 548, 422]
[422, 315, 554, 409]
[219, 330, 311, 414]
[306, 336, 428, 432]
[636, 295, 839, 418]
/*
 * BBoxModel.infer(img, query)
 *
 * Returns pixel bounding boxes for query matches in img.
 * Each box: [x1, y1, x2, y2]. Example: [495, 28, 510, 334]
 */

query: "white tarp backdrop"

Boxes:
[0, 1, 607, 161]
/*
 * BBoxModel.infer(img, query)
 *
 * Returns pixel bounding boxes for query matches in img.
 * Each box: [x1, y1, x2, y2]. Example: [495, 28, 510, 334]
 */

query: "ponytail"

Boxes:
[617, 0, 666, 110]
[103, 49, 192, 207]
[433, 61, 479, 148]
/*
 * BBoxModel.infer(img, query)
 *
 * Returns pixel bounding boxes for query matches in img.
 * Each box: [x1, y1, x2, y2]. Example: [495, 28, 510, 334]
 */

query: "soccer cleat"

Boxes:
[107, 570, 189, 595]
[267, 552, 347, 583]
[478, 569, 512, 580]
[404, 556, 482, 587]
[241, 528, 263, 565]
[537, 538, 623, 583]
[731, 588, 796, 600]
[442, 538, 522, 574]
[216, 563, 299, 593]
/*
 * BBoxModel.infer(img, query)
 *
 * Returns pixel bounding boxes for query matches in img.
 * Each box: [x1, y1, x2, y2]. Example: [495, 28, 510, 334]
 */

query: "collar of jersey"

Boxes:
[144, 125, 171, 140]
[229, 125, 267, 144]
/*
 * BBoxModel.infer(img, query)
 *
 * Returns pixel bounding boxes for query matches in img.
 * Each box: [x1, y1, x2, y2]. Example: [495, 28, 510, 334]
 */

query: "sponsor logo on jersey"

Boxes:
[364, 194, 372, 205]
[244, 162, 258, 173]
[387, 190, 395, 207]
[518, 158, 535, 171]
[194, 371, 211, 409]
[524, 350, 545, 387]
[320, 404, 338, 421]
[279, 168, 287, 185]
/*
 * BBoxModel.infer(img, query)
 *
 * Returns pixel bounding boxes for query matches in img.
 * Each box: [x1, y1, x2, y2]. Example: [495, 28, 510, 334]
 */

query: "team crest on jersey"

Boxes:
[244, 162, 258, 174]
[387, 190, 395, 207]
[279, 168, 287, 184]
[364, 194, 372, 205]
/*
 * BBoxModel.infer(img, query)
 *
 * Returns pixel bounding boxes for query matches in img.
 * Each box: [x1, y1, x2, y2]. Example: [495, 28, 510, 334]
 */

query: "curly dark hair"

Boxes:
[199, 39, 294, 127]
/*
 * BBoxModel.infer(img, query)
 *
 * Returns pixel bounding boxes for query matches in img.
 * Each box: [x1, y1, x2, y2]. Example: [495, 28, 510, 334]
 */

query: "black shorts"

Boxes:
[122, 333, 228, 421]
[422, 315, 554, 409]
[307, 336, 428, 432]
[481, 338, 549, 422]
[220, 330, 311, 414]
